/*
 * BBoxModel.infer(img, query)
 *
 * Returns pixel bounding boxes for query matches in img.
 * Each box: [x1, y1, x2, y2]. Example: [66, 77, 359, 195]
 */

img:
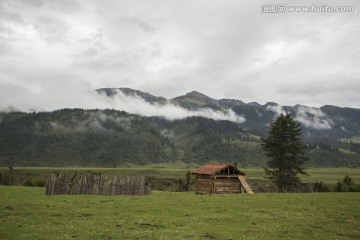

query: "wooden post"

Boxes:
[212, 176, 216, 194]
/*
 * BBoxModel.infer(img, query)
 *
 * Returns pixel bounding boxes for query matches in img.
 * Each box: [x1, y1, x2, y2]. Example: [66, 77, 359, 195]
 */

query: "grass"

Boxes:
[340, 136, 360, 144]
[302, 168, 360, 183]
[339, 148, 358, 155]
[1, 166, 360, 187]
[0, 186, 359, 240]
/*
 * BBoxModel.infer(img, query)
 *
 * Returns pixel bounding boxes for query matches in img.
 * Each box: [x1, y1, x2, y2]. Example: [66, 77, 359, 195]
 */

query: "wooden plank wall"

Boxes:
[195, 176, 213, 194]
[45, 174, 151, 196]
[214, 177, 241, 194]
[195, 176, 242, 194]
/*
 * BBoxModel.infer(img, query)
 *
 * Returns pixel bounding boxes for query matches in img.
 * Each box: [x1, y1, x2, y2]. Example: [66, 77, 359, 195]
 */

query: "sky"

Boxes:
[0, 0, 360, 114]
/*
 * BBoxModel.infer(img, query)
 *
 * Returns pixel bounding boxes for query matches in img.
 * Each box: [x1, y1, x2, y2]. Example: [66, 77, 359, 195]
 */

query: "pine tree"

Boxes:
[261, 114, 308, 192]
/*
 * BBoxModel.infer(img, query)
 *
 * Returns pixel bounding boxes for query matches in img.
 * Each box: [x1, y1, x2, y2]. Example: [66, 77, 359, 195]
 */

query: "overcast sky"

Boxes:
[1, 0, 359, 111]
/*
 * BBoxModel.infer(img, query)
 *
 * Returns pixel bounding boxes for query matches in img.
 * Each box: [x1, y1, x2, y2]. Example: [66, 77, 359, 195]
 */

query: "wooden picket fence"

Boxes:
[45, 173, 151, 196]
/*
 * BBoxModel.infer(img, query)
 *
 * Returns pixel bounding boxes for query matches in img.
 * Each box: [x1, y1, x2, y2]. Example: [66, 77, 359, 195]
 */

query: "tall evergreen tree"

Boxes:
[261, 114, 308, 192]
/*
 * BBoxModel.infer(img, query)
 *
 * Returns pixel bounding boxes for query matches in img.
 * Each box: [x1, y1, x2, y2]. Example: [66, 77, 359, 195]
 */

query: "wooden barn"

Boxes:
[192, 163, 253, 194]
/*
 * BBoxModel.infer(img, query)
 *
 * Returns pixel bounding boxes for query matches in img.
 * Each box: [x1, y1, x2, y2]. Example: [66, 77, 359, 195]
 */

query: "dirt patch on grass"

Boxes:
[3, 205, 15, 210]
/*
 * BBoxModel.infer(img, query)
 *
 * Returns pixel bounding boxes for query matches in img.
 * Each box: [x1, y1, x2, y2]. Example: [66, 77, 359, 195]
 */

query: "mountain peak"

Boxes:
[218, 98, 245, 107]
[184, 91, 214, 101]
[96, 88, 166, 104]
[247, 102, 261, 107]
[264, 102, 279, 107]
[171, 90, 218, 109]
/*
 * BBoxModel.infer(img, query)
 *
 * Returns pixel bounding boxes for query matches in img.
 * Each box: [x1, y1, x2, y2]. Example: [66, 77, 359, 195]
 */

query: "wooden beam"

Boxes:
[214, 174, 240, 178]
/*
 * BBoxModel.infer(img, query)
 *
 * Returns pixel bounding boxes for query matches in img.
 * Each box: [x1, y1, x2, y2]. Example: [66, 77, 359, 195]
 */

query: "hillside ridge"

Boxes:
[0, 88, 359, 167]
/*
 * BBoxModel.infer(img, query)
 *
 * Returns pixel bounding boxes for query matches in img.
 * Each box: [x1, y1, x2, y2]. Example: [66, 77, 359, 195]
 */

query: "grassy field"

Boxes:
[1, 165, 360, 184]
[1, 165, 360, 193]
[340, 136, 360, 144]
[0, 186, 359, 240]
[302, 168, 360, 183]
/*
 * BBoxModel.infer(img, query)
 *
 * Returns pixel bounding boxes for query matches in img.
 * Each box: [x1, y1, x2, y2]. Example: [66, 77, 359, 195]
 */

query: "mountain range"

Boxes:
[0, 87, 359, 167]
[97, 87, 360, 139]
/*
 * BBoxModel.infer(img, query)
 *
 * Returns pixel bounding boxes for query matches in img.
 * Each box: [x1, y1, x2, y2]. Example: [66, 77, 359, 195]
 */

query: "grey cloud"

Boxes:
[49, 0, 81, 13]
[34, 16, 69, 44]
[71, 49, 143, 76]
[21, 0, 81, 13]
[0, 23, 15, 37]
[75, 31, 107, 57]
[0, 4, 26, 40]
[117, 16, 156, 33]
[0, 0, 359, 109]
[278, 73, 360, 107]
[24, 0, 43, 7]
[0, 12, 24, 27]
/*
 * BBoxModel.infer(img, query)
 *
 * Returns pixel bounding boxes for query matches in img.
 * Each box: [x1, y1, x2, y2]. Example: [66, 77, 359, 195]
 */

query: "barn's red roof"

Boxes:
[192, 163, 244, 175]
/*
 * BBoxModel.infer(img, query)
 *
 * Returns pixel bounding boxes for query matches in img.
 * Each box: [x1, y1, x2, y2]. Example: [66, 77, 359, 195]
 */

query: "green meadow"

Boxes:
[1, 186, 359, 240]
[2, 165, 360, 184]
[2, 166, 360, 193]
[1, 167, 360, 239]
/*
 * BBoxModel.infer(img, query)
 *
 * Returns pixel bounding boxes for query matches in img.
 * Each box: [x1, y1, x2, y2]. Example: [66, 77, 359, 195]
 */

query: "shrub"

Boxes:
[24, 177, 35, 187]
[0, 169, 15, 186]
[35, 180, 47, 187]
[334, 175, 360, 192]
[313, 181, 330, 192]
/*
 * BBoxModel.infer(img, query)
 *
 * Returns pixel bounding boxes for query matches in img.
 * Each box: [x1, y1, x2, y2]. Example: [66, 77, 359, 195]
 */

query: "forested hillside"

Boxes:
[147, 116, 266, 166]
[0, 109, 175, 167]
[0, 108, 359, 167]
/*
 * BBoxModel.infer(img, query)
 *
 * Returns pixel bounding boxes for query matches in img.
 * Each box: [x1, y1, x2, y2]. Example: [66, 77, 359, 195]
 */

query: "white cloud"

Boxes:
[294, 106, 333, 130]
[0, 84, 245, 123]
[266, 104, 287, 117]
[50, 111, 133, 133]
[99, 90, 246, 123]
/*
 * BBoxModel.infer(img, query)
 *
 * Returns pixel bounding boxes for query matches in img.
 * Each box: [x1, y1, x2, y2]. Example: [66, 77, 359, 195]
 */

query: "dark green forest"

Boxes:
[0, 109, 359, 167]
[0, 109, 175, 167]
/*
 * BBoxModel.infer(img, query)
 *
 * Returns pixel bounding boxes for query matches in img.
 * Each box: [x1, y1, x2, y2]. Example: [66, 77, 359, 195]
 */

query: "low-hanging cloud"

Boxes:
[266, 104, 287, 117]
[266, 103, 333, 130]
[49, 111, 133, 133]
[0, 84, 245, 123]
[99, 89, 246, 123]
[294, 106, 333, 130]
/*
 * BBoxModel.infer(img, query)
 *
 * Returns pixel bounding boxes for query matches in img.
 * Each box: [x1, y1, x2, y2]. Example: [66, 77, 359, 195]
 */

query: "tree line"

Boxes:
[0, 109, 358, 168]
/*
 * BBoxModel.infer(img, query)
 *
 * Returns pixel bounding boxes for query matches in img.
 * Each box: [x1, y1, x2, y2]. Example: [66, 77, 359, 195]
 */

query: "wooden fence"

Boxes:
[45, 173, 151, 196]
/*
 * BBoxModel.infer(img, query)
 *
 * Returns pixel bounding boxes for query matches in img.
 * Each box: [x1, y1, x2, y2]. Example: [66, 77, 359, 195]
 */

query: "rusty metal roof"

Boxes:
[192, 163, 244, 175]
